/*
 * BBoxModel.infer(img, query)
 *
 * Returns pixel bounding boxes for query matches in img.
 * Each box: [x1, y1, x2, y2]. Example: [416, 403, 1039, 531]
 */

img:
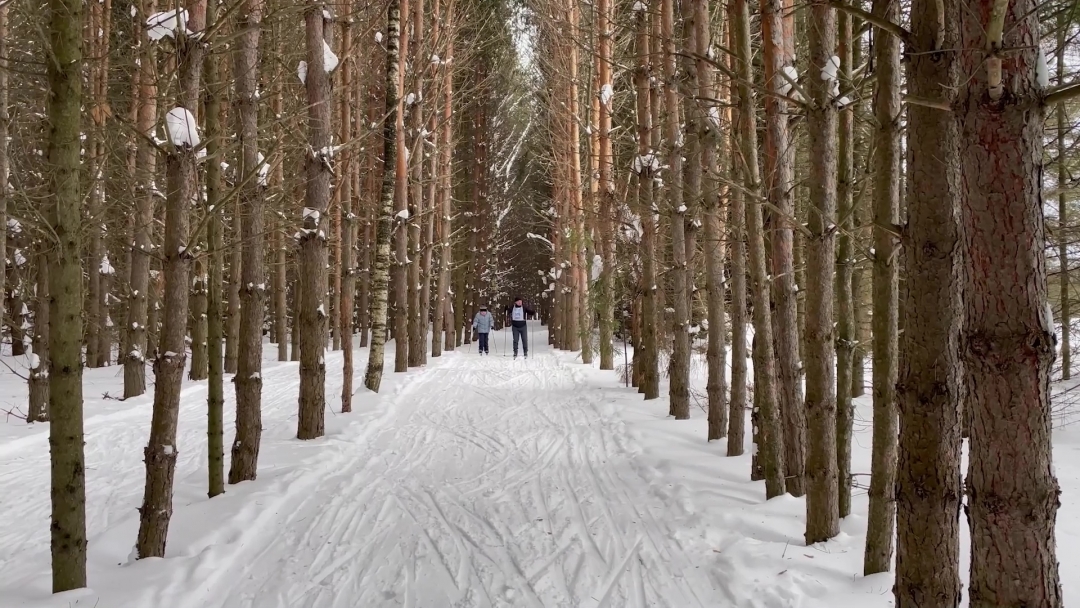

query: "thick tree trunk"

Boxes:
[231, 0, 265, 476]
[661, 0, 688, 419]
[803, 0, 840, 545]
[959, 1, 1062, 604]
[761, 0, 804, 497]
[863, 0, 901, 574]
[364, 0, 401, 393]
[46, 0, 87, 585]
[894, 0, 962, 602]
[733, 0, 784, 496]
[297, 6, 333, 439]
[392, 0, 410, 374]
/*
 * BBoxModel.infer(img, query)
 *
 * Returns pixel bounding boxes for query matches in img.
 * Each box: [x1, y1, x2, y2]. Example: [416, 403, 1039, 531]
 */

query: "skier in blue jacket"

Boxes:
[472, 305, 494, 355]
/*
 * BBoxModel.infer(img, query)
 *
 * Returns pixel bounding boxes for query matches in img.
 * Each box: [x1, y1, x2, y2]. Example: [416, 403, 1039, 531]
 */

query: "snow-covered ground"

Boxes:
[1, 324, 1079, 607]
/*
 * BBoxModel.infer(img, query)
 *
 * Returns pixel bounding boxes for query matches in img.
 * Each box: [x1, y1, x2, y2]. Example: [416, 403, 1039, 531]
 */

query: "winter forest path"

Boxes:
[0, 325, 729, 608]
[172, 329, 720, 608]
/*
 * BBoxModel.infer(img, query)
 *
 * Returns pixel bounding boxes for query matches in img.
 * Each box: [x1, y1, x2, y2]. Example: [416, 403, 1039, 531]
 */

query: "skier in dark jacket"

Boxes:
[505, 297, 534, 358]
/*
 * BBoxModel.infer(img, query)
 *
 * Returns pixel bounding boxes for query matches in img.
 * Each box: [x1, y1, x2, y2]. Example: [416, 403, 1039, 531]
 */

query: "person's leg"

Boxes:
[512, 325, 520, 356]
[480, 332, 488, 353]
[521, 324, 529, 356]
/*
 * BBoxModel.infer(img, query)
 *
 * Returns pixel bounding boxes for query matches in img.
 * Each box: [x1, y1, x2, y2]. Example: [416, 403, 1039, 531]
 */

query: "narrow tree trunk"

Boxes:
[189, 260, 208, 380]
[28, 249, 49, 422]
[46, 0, 87, 584]
[733, 0, 784, 496]
[297, 6, 333, 438]
[230, 0, 265, 476]
[761, 0, 804, 496]
[727, 120, 747, 456]
[894, 0, 962, 602]
[696, 0, 726, 439]
[273, 77, 288, 362]
[406, 0, 424, 368]
[432, 6, 452, 358]
[364, 0, 401, 393]
[340, 15, 356, 412]
[224, 236, 240, 373]
[960, 1, 1062, 604]
[596, 0, 615, 370]
[204, 0, 224, 497]
[835, 7, 855, 520]
[803, 0, 840, 545]
[863, 0, 901, 573]
[0, 1, 7, 359]
[1057, 28, 1070, 380]
[392, 0, 410, 374]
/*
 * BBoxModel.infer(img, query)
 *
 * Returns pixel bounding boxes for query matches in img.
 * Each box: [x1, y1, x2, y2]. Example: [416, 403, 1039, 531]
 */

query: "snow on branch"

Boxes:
[297, 40, 340, 85]
[146, 8, 189, 41]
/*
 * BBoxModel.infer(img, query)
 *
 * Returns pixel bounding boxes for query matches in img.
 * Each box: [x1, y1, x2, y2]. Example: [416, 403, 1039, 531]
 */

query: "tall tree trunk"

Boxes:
[224, 236, 240, 373]
[696, 0, 726, 439]
[894, 0, 962, 602]
[406, 0, 424, 368]
[727, 118, 747, 456]
[959, 1, 1062, 604]
[364, 0, 401, 393]
[803, 0, 839, 545]
[568, 0, 587, 361]
[273, 82, 288, 362]
[46, 0, 87, 584]
[392, 0, 410, 374]
[863, 0, 901, 574]
[633, 3, 658, 401]
[204, 0, 224, 498]
[662, 0, 689, 419]
[733, 0, 784, 496]
[835, 6, 854, 520]
[595, 0, 615, 370]
[340, 15, 356, 412]
[1057, 27, 1070, 380]
[761, 0, 804, 497]
[297, 6, 333, 439]
[137, 0, 205, 558]
[434, 10, 453, 357]
[29, 249, 49, 422]
[230, 0, 265, 477]
[0, 1, 7, 361]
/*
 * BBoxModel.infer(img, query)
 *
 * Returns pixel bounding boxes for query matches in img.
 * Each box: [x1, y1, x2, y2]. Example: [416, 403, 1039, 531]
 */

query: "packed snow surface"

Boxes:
[3, 328, 1080, 607]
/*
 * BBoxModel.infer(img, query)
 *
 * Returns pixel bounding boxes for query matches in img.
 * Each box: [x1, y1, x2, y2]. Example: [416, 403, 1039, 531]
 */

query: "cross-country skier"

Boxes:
[505, 297, 534, 359]
[472, 305, 494, 355]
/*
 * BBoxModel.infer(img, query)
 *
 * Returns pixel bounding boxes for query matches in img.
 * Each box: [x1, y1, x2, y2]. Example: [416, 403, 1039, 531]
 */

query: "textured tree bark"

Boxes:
[835, 6, 854, 520]
[661, 0, 688, 419]
[804, 0, 840, 545]
[567, 0, 587, 361]
[231, 0, 265, 476]
[633, 4, 658, 401]
[733, 0, 784, 496]
[137, 0, 205, 558]
[189, 259, 208, 380]
[863, 0, 901, 574]
[959, 0, 1062, 604]
[894, 0, 962, 602]
[1057, 26, 1070, 380]
[46, 0, 86, 585]
[761, 0, 804, 497]
[434, 12, 453, 357]
[727, 134, 747, 455]
[204, 0, 224, 498]
[695, 0, 726, 440]
[28, 249, 49, 422]
[595, 0, 615, 370]
[340, 17, 356, 412]
[297, 6, 333, 439]
[391, 0, 410, 373]
[273, 77, 288, 362]
[0, 2, 7, 363]
[224, 235, 240, 374]
[364, 0, 401, 393]
[406, 0, 424, 368]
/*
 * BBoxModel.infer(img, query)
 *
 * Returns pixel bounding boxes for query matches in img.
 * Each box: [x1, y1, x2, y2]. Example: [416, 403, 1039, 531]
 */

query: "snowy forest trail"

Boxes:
[164, 333, 720, 608]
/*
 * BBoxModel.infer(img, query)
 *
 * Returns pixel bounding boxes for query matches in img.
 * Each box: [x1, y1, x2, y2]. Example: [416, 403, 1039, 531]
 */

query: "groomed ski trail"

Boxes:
[169, 332, 717, 608]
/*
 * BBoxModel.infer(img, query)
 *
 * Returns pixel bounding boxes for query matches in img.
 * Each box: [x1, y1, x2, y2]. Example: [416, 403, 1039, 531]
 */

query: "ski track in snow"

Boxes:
[0, 332, 727, 608]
